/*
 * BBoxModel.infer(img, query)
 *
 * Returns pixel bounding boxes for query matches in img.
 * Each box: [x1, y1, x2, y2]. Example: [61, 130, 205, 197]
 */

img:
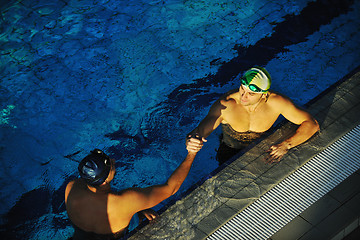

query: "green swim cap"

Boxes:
[241, 67, 271, 93]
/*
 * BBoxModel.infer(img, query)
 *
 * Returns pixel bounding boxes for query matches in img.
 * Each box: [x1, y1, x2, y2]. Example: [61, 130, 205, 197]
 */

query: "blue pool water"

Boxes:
[1, 0, 360, 239]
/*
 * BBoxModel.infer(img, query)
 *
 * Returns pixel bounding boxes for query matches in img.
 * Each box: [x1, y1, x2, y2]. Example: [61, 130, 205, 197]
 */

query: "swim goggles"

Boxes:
[240, 77, 267, 93]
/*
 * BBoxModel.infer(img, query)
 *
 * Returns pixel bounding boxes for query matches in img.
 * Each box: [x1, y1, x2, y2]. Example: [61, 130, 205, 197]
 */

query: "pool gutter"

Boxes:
[208, 125, 360, 239]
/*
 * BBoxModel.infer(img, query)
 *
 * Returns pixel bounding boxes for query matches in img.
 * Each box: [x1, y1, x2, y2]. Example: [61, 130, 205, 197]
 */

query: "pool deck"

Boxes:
[129, 67, 360, 240]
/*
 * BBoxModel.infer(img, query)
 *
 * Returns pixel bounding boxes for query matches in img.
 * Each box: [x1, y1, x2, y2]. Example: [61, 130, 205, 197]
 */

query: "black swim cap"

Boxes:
[78, 149, 112, 186]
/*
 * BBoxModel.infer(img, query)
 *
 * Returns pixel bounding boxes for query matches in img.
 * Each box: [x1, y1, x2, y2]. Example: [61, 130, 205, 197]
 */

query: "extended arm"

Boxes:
[123, 151, 197, 212]
[186, 96, 227, 152]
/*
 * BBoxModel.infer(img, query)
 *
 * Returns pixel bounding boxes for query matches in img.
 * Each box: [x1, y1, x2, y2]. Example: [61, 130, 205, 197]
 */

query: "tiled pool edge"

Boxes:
[129, 67, 360, 240]
[209, 125, 360, 239]
[270, 167, 360, 240]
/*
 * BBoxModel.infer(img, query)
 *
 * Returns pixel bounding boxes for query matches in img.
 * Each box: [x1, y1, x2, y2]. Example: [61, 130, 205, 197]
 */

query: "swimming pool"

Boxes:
[1, 0, 359, 239]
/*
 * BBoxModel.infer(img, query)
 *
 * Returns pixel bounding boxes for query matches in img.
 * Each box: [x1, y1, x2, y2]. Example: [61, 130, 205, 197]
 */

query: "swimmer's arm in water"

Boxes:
[186, 93, 230, 152]
[120, 151, 197, 214]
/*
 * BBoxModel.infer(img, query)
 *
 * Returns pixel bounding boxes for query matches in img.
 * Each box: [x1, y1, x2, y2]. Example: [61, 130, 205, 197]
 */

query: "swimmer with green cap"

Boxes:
[240, 67, 271, 93]
[186, 66, 319, 165]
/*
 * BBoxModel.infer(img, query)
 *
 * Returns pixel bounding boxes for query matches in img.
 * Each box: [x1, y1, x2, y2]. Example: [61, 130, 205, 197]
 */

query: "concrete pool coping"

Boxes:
[129, 66, 360, 240]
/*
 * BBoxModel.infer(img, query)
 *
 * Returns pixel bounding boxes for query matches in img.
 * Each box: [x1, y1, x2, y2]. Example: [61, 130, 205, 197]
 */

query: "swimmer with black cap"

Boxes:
[186, 66, 319, 165]
[78, 149, 113, 187]
[65, 147, 199, 240]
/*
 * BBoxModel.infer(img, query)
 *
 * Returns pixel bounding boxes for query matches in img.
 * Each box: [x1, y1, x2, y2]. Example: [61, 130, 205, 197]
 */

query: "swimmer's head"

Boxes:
[240, 67, 271, 93]
[78, 149, 112, 186]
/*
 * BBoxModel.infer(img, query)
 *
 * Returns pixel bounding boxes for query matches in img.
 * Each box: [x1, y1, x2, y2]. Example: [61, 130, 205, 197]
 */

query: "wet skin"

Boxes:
[186, 85, 319, 164]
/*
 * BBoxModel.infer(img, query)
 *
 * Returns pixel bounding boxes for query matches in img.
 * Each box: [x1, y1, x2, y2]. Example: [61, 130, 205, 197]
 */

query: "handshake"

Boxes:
[185, 133, 207, 153]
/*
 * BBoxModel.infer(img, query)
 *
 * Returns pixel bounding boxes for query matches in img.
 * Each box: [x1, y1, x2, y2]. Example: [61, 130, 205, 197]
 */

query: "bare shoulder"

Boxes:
[220, 89, 239, 107]
[65, 179, 88, 194]
[108, 188, 143, 213]
[267, 91, 293, 107]
[109, 188, 138, 201]
[107, 190, 128, 209]
[65, 180, 77, 201]
[66, 179, 76, 190]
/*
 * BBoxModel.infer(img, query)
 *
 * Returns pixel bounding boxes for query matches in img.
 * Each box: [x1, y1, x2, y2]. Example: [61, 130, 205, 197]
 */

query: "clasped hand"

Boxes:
[185, 134, 207, 153]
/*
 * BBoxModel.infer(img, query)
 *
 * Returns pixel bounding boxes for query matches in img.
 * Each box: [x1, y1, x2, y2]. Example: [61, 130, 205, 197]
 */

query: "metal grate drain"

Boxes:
[207, 125, 360, 240]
